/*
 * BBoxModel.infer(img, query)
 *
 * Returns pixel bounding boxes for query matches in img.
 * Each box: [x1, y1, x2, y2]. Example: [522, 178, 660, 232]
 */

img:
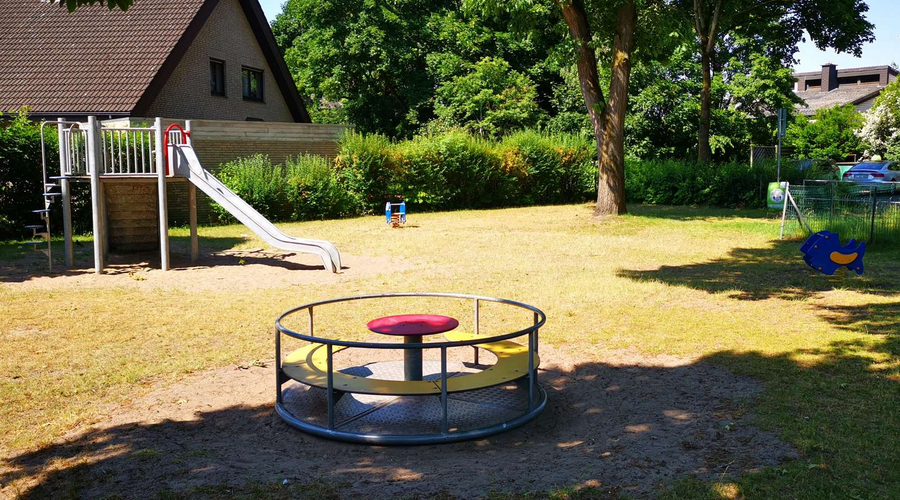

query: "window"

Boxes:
[209, 59, 225, 96]
[242, 67, 264, 101]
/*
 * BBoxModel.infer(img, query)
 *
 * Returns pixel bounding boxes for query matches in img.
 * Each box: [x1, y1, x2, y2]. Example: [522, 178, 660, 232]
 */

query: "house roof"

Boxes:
[0, 0, 310, 122]
[793, 65, 898, 78]
[794, 85, 885, 116]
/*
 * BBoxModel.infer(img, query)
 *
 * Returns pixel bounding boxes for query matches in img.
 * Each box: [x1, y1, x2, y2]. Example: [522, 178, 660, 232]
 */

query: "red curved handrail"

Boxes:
[162, 124, 191, 175]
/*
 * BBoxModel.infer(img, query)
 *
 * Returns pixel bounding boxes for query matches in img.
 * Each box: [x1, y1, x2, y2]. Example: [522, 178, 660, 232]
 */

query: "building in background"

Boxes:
[793, 64, 898, 116]
[0, 0, 309, 123]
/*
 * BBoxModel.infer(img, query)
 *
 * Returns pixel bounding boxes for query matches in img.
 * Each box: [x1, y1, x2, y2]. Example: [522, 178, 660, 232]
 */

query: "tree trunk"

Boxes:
[559, 0, 636, 217]
[697, 46, 713, 162]
[693, 0, 720, 163]
[559, 0, 606, 153]
[595, 1, 636, 216]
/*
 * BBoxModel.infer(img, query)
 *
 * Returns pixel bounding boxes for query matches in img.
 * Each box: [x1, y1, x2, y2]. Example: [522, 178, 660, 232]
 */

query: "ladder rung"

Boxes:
[33, 232, 50, 239]
[43, 192, 61, 197]
[32, 209, 51, 214]
[45, 183, 59, 188]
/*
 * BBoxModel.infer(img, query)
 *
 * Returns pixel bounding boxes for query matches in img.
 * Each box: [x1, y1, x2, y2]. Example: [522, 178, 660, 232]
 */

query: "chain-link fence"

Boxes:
[783, 181, 900, 244]
[749, 145, 795, 167]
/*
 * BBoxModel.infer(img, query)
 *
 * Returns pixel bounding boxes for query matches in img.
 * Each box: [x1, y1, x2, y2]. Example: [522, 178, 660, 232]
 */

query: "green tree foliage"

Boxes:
[432, 57, 540, 137]
[0, 110, 57, 238]
[272, 0, 566, 137]
[677, 0, 875, 162]
[626, 45, 797, 161]
[857, 80, 900, 159]
[785, 104, 866, 161]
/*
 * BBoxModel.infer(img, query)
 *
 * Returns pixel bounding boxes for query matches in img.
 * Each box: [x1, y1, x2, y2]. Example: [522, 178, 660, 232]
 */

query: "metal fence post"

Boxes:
[155, 117, 170, 271]
[870, 191, 878, 243]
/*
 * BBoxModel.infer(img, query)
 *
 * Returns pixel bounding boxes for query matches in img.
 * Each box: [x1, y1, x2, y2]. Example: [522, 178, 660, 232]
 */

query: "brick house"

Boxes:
[793, 64, 898, 117]
[0, 0, 310, 123]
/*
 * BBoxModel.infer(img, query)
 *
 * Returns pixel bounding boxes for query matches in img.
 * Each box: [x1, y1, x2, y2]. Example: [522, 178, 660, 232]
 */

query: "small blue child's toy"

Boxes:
[385, 201, 406, 227]
[800, 231, 865, 275]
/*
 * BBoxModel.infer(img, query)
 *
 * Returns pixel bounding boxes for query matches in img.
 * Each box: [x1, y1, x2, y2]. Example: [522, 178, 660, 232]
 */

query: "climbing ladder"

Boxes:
[27, 121, 81, 271]
[23, 182, 60, 270]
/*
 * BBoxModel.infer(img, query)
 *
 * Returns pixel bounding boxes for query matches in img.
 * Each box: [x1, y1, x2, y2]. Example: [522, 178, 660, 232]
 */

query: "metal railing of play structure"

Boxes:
[58, 123, 160, 177]
[784, 180, 900, 243]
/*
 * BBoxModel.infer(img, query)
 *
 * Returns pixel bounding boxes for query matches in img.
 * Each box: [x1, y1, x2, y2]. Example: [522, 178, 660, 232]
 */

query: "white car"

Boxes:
[842, 161, 900, 182]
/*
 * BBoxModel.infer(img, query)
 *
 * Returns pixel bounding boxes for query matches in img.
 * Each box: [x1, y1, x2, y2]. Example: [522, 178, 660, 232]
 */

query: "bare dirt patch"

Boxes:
[0, 248, 418, 292]
[1, 346, 797, 499]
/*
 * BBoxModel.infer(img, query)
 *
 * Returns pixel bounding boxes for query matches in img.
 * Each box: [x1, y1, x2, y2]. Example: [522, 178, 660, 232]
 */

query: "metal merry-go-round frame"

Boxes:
[274, 293, 547, 445]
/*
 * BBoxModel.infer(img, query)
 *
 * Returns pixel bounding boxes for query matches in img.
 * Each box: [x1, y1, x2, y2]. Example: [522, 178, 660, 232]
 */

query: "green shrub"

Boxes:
[0, 110, 61, 238]
[624, 158, 829, 208]
[499, 130, 595, 205]
[332, 132, 396, 212]
[395, 131, 515, 209]
[334, 129, 598, 212]
[285, 154, 358, 219]
[213, 154, 290, 222]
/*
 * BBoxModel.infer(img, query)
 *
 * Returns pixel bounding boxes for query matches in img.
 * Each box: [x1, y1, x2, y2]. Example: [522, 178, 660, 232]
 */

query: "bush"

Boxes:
[499, 130, 595, 205]
[285, 154, 358, 220]
[216, 129, 830, 225]
[0, 109, 59, 238]
[334, 128, 597, 212]
[395, 131, 513, 209]
[785, 104, 866, 161]
[624, 158, 828, 209]
[214, 154, 358, 222]
[213, 154, 291, 222]
[332, 132, 396, 212]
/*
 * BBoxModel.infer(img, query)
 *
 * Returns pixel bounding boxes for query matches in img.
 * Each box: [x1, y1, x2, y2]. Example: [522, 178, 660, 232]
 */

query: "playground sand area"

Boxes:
[2, 342, 796, 499]
[0, 247, 419, 292]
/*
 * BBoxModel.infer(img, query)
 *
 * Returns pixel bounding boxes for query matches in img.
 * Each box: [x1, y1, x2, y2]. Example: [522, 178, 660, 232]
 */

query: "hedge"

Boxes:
[214, 129, 828, 223]
[624, 158, 832, 208]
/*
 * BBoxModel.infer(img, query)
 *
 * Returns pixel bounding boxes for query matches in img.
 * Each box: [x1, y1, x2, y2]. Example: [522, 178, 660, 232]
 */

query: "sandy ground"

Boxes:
[1, 345, 797, 499]
[0, 248, 418, 292]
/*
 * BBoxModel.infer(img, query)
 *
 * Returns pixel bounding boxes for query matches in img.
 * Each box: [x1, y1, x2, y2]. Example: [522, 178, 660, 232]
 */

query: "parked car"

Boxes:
[842, 161, 900, 182]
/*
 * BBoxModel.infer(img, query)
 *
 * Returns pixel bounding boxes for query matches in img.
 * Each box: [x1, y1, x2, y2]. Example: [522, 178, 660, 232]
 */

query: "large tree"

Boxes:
[555, 0, 637, 215]
[627, 43, 798, 160]
[682, 0, 874, 162]
[273, 0, 566, 137]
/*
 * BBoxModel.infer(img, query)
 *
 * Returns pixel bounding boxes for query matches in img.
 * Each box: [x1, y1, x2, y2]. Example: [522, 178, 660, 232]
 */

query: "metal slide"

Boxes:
[171, 144, 342, 273]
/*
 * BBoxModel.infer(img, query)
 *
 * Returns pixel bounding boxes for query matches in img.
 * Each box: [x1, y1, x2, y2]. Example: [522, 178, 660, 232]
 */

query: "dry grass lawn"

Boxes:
[0, 203, 898, 499]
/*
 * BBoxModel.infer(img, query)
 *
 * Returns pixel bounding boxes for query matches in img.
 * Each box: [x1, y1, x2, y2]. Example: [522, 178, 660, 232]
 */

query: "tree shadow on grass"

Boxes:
[618, 239, 900, 301]
[3, 327, 899, 500]
[626, 205, 771, 221]
[0, 236, 335, 283]
[2, 357, 799, 500]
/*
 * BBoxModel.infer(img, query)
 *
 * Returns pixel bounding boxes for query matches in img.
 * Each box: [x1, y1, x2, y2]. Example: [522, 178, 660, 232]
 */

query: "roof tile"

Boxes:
[0, 0, 204, 114]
